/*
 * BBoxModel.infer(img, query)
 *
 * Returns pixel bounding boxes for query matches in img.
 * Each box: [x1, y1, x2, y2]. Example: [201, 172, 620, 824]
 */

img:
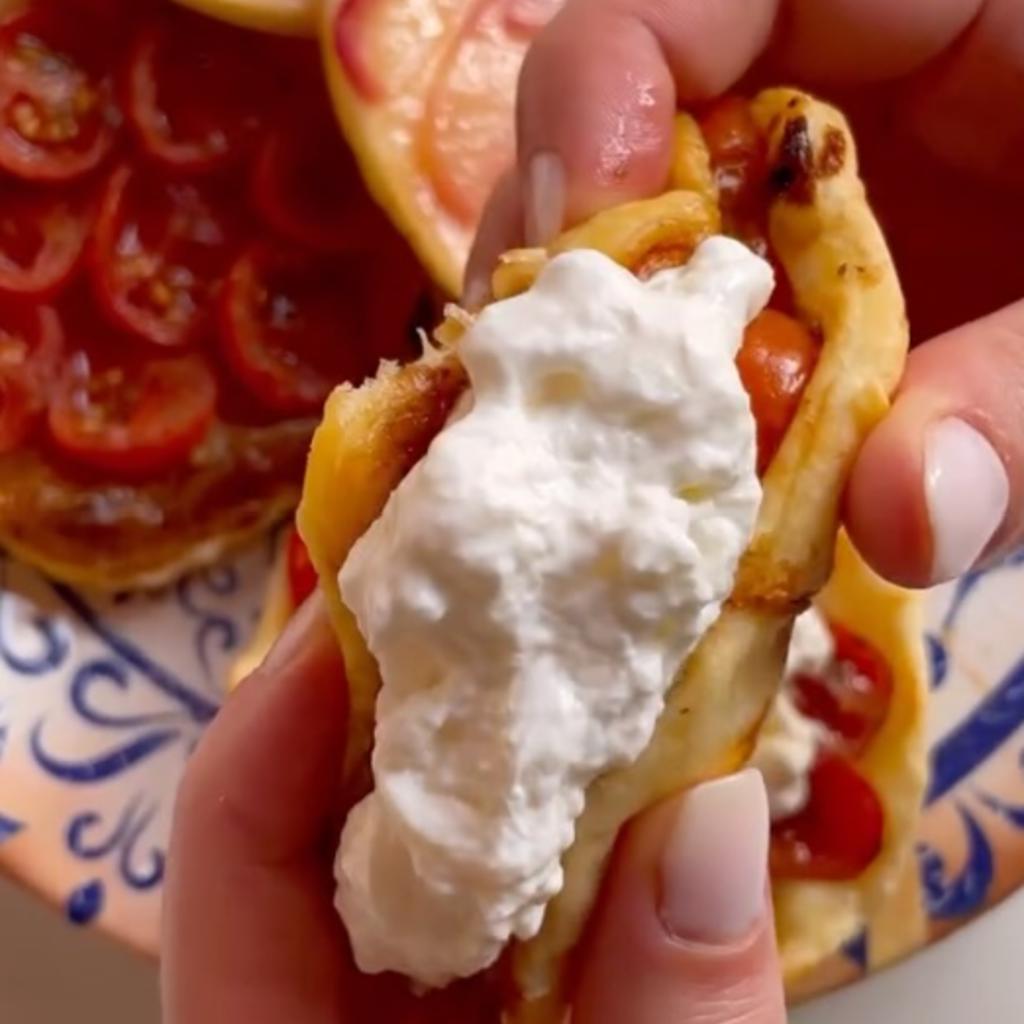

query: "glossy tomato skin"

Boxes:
[48, 351, 216, 476]
[737, 309, 819, 474]
[287, 527, 317, 606]
[793, 623, 894, 758]
[218, 244, 377, 417]
[0, 5, 120, 182]
[0, 300, 63, 452]
[124, 9, 275, 174]
[250, 88, 382, 253]
[769, 754, 885, 882]
[699, 96, 767, 216]
[0, 182, 93, 298]
[91, 163, 240, 347]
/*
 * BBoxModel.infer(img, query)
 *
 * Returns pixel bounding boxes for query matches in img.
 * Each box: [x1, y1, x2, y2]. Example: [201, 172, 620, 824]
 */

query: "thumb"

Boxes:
[573, 770, 784, 1024]
[845, 299, 1022, 588]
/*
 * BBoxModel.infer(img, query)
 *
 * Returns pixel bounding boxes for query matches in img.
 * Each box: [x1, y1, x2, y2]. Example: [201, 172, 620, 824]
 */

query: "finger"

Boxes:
[846, 301, 1022, 588]
[903, 0, 1024, 187]
[462, 169, 523, 308]
[162, 596, 352, 1024]
[573, 770, 785, 1024]
[769, 0, 980, 83]
[515, 0, 778, 236]
[511, 0, 989, 248]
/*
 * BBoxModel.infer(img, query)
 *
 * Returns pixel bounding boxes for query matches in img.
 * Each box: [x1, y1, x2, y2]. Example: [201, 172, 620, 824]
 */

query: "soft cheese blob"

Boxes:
[750, 608, 832, 819]
[335, 238, 773, 988]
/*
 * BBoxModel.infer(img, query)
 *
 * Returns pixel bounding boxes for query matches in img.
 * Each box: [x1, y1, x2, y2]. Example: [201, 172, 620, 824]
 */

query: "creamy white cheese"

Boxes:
[750, 608, 833, 820]
[334, 238, 772, 988]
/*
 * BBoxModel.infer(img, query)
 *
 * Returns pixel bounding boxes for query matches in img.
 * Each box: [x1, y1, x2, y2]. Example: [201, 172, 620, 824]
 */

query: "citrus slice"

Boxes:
[172, 0, 319, 36]
[322, 0, 563, 295]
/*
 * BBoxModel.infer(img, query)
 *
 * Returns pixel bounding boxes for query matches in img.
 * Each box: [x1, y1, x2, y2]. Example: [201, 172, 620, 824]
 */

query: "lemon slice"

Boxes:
[172, 0, 319, 36]
[321, 0, 564, 295]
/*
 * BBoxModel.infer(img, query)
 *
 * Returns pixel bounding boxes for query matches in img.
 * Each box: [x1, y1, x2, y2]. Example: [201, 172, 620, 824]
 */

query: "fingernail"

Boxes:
[461, 271, 490, 311]
[260, 591, 330, 679]
[925, 418, 1009, 582]
[660, 769, 769, 945]
[523, 151, 565, 246]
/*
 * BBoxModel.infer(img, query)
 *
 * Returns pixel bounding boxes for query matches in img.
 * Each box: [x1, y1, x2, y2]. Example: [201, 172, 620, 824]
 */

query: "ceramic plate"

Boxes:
[1, 540, 1023, 985]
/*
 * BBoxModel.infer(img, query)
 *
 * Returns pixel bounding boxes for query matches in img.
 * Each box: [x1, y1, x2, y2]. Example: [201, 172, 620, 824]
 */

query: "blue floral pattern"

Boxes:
[2, 537, 1024, 954]
[0, 542, 274, 928]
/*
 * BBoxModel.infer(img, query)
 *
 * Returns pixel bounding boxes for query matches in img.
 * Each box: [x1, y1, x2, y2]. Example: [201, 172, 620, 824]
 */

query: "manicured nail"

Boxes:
[523, 151, 565, 247]
[925, 418, 1009, 582]
[660, 770, 769, 945]
[259, 591, 329, 679]
[461, 271, 490, 311]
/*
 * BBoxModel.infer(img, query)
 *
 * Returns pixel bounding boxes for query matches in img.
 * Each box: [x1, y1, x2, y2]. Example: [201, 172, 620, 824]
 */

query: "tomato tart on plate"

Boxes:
[0, 0, 427, 589]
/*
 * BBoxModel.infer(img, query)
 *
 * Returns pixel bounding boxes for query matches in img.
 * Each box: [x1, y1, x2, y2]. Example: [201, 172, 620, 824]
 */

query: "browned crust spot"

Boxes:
[770, 115, 815, 203]
[818, 126, 847, 177]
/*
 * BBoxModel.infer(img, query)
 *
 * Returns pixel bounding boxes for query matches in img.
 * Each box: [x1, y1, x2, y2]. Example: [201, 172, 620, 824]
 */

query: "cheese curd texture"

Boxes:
[750, 609, 833, 820]
[335, 238, 772, 988]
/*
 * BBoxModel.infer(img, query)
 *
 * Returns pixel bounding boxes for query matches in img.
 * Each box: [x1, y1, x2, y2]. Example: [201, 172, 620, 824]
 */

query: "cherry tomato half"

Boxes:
[794, 623, 894, 758]
[287, 526, 317, 606]
[92, 164, 240, 347]
[699, 95, 766, 217]
[737, 309, 818, 474]
[48, 350, 216, 476]
[251, 95, 379, 253]
[125, 10, 271, 174]
[218, 244, 376, 417]
[0, 300, 63, 453]
[0, 5, 119, 182]
[0, 182, 93, 297]
[769, 755, 884, 881]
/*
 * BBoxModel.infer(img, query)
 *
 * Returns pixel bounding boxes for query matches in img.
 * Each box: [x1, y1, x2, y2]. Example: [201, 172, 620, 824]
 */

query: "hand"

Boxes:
[162, 597, 785, 1024]
[466, 0, 1024, 589]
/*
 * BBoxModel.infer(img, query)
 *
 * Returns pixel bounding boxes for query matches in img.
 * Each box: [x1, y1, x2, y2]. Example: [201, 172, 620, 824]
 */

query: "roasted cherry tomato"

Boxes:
[48, 350, 216, 475]
[699, 95, 766, 216]
[770, 754, 884, 881]
[251, 98, 379, 253]
[287, 526, 317, 606]
[125, 10, 271, 174]
[0, 182, 92, 297]
[92, 164, 239, 347]
[794, 623, 894, 757]
[0, 5, 119, 182]
[218, 244, 376, 416]
[0, 300, 63, 452]
[737, 309, 818, 474]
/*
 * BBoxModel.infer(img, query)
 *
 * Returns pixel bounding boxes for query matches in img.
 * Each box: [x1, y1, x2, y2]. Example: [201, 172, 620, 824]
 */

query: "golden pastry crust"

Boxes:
[297, 88, 915, 1020]
[0, 420, 311, 592]
[772, 532, 927, 988]
[170, 0, 319, 36]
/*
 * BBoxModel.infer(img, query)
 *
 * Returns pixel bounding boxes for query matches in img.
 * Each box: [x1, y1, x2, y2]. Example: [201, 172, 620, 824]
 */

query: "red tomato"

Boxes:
[736, 309, 818, 474]
[0, 300, 63, 452]
[91, 164, 240, 347]
[218, 244, 377, 416]
[250, 99, 381, 253]
[48, 351, 216, 476]
[699, 96, 766, 215]
[0, 5, 119, 182]
[769, 755, 884, 881]
[794, 623, 894, 757]
[125, 10, 272, 174]
[0, 182, 93, 297]
[287, 527, 317, 606]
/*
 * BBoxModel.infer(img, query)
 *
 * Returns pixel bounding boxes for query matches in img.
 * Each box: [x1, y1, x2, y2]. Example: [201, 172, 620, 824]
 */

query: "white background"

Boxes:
[2, 875, 1021, 1023]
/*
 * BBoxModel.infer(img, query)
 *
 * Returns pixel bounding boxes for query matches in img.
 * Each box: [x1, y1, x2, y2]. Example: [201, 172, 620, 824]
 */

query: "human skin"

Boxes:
[162, 597, 785, 1024]
[466, 0, 1024, 592]
[164, 2, 1024, 1020]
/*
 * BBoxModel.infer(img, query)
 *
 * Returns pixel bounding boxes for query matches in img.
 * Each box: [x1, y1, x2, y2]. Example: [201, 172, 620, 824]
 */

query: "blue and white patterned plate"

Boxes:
[1, 541, 1023, 979]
